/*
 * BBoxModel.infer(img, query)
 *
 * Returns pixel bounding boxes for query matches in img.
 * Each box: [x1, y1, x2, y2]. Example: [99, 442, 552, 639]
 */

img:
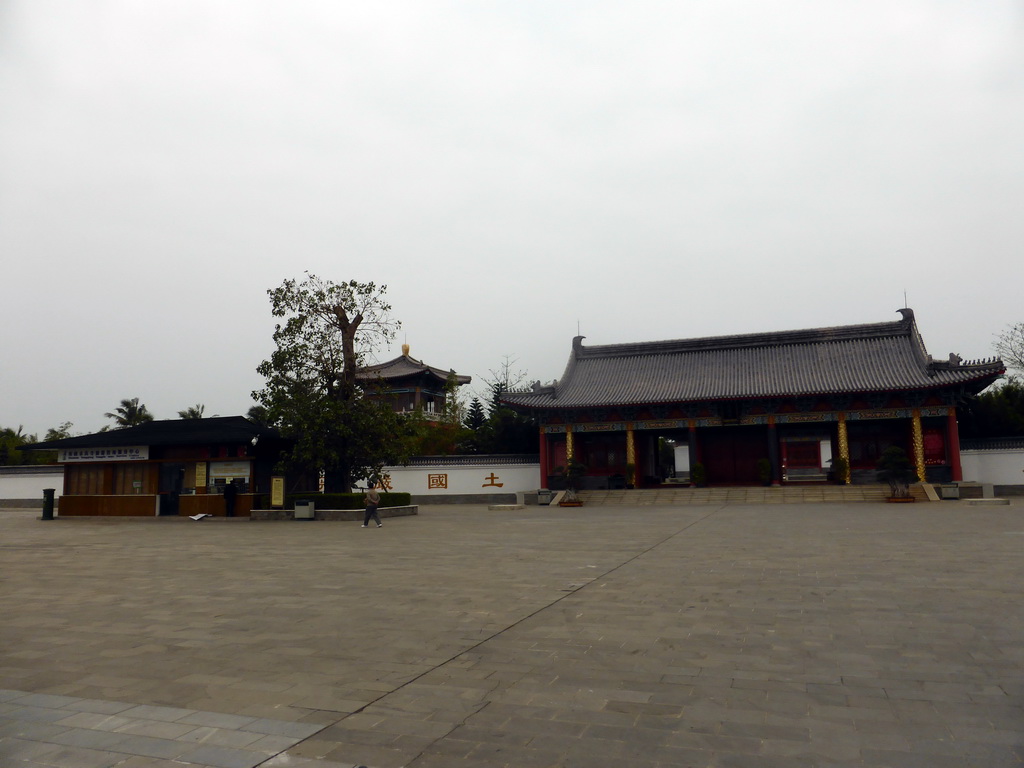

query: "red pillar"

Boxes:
[539, 429, 549, 488]
[948, 407, 963, 482]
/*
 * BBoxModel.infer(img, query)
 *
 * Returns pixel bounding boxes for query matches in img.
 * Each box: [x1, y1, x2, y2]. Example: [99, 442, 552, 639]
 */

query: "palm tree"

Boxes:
[177, 403, 205, 419]
[246, 404, 271, 427]
[105, 398, 154, 429]
[0, 425, 39, 465]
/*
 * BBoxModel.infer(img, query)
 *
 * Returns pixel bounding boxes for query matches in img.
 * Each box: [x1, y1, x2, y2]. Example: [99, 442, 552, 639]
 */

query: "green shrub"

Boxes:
[876, 447, 915, 498]
[756, 458, 772, 485]
[691, 463, 707, 486]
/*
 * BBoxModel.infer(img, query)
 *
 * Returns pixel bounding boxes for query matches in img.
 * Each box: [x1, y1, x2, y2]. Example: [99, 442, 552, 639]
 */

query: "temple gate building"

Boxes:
[502, 310, 1004, 489]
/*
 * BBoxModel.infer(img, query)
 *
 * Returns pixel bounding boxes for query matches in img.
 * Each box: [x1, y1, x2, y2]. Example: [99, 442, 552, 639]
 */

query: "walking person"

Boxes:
[222, 480, 238, 517]
[362, 485, 382, 528]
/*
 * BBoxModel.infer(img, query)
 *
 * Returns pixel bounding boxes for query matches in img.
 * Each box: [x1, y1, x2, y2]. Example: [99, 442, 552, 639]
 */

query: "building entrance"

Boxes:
[158, 463, 185, 516]
[701, 427, 767, 485]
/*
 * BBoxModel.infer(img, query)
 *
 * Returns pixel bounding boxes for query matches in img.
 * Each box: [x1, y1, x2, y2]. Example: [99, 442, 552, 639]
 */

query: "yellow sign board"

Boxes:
[271, 476, 285, 508]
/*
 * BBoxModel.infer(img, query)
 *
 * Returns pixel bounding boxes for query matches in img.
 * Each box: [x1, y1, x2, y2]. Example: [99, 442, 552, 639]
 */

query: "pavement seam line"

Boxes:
[259, 505, 725, 767]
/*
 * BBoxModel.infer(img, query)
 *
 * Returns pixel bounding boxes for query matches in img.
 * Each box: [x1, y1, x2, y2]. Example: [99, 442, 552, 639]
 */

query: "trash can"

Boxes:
[537, 489, 552, 506]
[294, 500, 315, 520]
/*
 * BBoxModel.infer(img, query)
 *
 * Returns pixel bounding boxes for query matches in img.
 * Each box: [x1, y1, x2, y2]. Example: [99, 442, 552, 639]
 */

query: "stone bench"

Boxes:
[250, 505, 418, 521]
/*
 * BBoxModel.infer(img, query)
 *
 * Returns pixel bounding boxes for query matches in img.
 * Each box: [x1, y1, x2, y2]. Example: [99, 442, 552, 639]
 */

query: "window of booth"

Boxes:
[66, 465, 105, 495]
[114, 463, 154, 494]
[208, 460, 251, 492]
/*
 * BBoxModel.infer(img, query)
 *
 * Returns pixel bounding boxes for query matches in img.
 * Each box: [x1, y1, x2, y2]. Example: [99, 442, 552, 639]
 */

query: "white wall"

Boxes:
[961, 449, 1024, 486]
[819, 439, 832, 468]
[380, 463, 540, 496]
[0, 468, 63, 503]
[673, 445, 690, 474]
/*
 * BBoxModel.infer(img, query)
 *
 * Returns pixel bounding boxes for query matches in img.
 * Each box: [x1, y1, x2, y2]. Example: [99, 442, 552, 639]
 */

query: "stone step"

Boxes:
[577, 484, 927, 506]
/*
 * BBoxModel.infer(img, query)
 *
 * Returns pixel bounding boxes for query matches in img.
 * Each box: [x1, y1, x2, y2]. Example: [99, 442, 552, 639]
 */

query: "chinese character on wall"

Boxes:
[482, 473, 503, 488]
[427, 473, 448, 490]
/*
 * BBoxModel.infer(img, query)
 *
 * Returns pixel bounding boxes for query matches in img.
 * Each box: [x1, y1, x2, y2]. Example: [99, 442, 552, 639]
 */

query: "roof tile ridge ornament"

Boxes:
[897, 306, 937, 375]
[572, 335, 586, 358]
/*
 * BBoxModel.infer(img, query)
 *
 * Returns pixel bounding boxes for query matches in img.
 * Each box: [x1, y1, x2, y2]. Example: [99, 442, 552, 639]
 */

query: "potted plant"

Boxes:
[756, 458, 772, 486]
[555, 460, 587, 506]
[830, 456, 849, 485]
[876, 446, 916, 502]
[690, 462, 707, 488]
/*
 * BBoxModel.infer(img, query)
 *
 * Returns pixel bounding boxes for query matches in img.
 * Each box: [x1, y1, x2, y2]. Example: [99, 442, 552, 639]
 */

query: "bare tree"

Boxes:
[995, 322, 1024, 376]
[482, 354, 529, 415]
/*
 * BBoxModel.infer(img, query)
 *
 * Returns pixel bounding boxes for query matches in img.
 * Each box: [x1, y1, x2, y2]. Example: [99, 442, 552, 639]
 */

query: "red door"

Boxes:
[701, 428, 766, 485]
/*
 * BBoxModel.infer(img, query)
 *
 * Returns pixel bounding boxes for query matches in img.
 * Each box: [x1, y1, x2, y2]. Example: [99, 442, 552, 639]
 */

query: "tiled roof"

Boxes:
[960, 437, 1024, 451]
[357, 355, 471, 386]
[21, 416, 284, 450]
[502, 311, 1004, 410]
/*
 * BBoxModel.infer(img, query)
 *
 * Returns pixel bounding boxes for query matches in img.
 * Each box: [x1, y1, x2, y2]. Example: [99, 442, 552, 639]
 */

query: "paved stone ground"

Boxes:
[1, 501, 1022, 767]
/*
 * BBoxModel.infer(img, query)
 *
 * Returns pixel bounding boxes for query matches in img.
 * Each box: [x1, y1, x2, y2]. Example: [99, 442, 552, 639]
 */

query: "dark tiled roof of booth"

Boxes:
[21, 416, 283, 450]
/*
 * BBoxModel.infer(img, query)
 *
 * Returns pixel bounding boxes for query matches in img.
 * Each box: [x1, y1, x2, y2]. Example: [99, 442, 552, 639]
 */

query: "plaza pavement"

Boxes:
[1, 500, 1022, 768]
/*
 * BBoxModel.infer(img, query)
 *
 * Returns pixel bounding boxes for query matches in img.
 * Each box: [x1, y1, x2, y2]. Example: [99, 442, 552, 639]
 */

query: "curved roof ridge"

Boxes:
[357, 354, 471, 385]
[576, 319, 910, 359]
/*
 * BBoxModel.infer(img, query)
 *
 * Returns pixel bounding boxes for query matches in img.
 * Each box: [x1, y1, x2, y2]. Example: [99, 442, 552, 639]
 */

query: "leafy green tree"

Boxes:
[960, 377, 1024, 439]
[177, 403, 205, 419]
[401, 372, 474, 456]
[252, 273, 407, 492]
[44, 421, 74, 441]
[402, 412, 464, 455]
[246, 404, 271, 427]
[104, 398, 154, 429]
[480, 405, 537, 454]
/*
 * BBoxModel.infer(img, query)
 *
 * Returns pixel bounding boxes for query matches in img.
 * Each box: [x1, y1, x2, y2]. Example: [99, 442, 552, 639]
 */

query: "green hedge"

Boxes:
[258, 492, 412, 510]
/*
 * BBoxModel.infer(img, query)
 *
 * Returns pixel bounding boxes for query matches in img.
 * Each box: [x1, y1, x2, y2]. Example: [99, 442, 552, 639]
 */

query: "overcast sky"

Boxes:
[2, 1, 1022, 437]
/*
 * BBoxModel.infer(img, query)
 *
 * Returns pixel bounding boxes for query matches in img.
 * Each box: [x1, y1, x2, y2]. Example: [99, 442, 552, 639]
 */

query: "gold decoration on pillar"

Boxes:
[565, 425, 574, 462]
[837, 413, 850, 484]
[911, 408, 926, 482]
[625, 425, 636, 485]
